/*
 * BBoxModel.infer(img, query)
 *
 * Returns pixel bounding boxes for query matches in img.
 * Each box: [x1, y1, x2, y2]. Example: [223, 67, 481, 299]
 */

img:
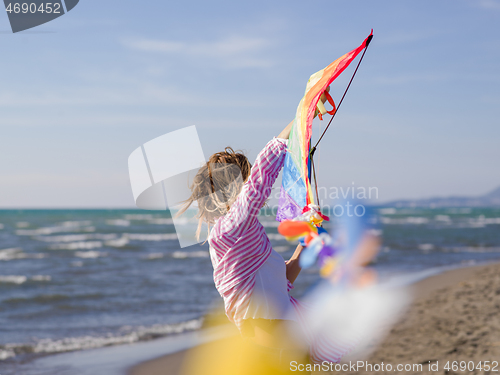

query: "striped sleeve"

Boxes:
[217, 137, 287, 239]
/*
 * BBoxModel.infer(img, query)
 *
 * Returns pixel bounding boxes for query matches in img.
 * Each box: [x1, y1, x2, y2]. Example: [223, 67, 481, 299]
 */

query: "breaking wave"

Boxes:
[143, 253, 165, 260]
[74, 251, 108, 259]
[0, 318, 203, 361]
[0, 248, 46, 261]
[0, 275, 51, 285]
[35, 233, 118, 243]
[49, 241, 103, 250]
[379, 216, 430, 225]
[148, 218, 174, 225]
[123, 214, 155, 220]
[172, 251, 209, 259]
[106, 219, 131, 227]
[124, 233, 178, 241]
[0, 275, 27, 284]
[16, 221, 95, 236]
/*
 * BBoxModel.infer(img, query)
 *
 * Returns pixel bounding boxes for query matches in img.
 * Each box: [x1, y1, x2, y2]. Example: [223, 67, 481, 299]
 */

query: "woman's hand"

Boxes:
[285, 244, 304, 284]
[277, 120, 294, 140]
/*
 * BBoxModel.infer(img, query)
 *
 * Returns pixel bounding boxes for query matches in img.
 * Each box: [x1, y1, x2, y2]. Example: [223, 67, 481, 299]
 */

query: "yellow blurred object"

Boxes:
[308, 215, 323, 226]
[180, 333, 309, 375]
[320, 257, 338, 278]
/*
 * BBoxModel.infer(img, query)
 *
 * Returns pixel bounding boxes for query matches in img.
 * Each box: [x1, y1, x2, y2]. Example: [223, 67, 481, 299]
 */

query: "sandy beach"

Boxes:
[339, 262, 500, 375]
[128, 262, 500, 375]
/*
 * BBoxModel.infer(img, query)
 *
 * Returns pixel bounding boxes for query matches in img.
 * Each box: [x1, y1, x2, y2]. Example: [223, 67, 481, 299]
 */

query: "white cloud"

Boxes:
[122, 35, 275, 68]
[0, 80, 267, 113]
[477, 0, 500, 9]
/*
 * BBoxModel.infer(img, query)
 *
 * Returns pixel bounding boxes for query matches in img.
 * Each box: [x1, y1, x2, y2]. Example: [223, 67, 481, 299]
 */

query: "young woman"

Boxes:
[178, 94, 330, 372]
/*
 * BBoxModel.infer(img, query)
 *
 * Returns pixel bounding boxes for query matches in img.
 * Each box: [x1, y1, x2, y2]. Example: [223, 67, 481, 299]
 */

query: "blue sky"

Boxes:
[0, 0, 499, 208]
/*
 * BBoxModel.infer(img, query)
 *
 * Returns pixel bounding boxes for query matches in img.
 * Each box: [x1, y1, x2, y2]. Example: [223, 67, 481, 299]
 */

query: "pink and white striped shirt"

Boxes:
[208, 137, 356, 363]
[208, 138, 286, 329]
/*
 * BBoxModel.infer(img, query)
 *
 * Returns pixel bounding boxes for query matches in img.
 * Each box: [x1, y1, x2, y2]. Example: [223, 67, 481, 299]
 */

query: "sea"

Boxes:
[0, 207, 499, 373]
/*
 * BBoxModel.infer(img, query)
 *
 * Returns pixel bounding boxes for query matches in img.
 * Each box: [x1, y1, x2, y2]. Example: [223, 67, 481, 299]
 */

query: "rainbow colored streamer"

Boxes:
[276, 31, 373, 222]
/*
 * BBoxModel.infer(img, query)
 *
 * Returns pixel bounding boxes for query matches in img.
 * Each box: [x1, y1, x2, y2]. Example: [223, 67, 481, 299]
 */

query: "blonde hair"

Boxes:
[175, 147, 251, 240]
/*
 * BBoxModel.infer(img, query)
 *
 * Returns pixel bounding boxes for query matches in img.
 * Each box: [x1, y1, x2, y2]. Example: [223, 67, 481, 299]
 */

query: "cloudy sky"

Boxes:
[0, 0, 499, 208]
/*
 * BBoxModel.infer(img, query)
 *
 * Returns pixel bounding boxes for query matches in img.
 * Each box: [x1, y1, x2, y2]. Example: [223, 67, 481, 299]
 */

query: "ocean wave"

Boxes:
[466, 216, 500, 227]
[31, 275, 51, 281]
[148, 218, 174, 225]
[434, 215, 451, 222]
[17, 224, 95, 236]
[379, 216, 430, 225]
[104, 237, 130, 248]
[16, 221, 30, 228]
[443, 246, 500, 253]
[418, 244, 435, 252]
[172, 251, 209, 259]
[35, 233, 119, 243]
[106, 219, 131, 227]
[0, 248, 46, 261]
[63, 221, 93, 226]
[75, 251, 107, 259]
[0, 318, 203, 360]
[4, 293, 105, 305]
[123, 214, 155, 220]
[0, 349, 15, 360]
[0, 275, 52, 285]
[379, 215, 500, 228]
[142, 253, 165, 260]
[124, 233, 178, 241]
[36, 234, 94, 242]
[0, 275, 27, 284]
[49, 241, 103, 250]
[0, 223, 4, 230]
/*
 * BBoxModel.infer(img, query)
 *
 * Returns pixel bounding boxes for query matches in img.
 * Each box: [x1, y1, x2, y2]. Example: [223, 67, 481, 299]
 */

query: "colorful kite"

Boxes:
[276, 31, 373, 222]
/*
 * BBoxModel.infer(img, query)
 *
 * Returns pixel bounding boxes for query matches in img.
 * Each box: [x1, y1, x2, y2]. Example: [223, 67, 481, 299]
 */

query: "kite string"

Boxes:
[311, 151, 320, 206]
[312, 120, 321, 206]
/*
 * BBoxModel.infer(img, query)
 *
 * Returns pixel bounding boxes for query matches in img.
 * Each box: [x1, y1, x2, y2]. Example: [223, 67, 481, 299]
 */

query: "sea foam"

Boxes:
[0, 275, 28, 284]
[124, 233, 178, 241]
[0, 248, 46, 261]
[172, 251, 209, 258]
[0, 318, 203, 360]
[106, 219, 131, 227]
[75, 251, 107, 259]
[49, 241, 103, 250]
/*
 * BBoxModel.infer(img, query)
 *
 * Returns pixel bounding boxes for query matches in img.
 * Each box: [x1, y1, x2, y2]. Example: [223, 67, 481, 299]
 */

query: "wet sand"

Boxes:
[128, 262, 500, 375]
